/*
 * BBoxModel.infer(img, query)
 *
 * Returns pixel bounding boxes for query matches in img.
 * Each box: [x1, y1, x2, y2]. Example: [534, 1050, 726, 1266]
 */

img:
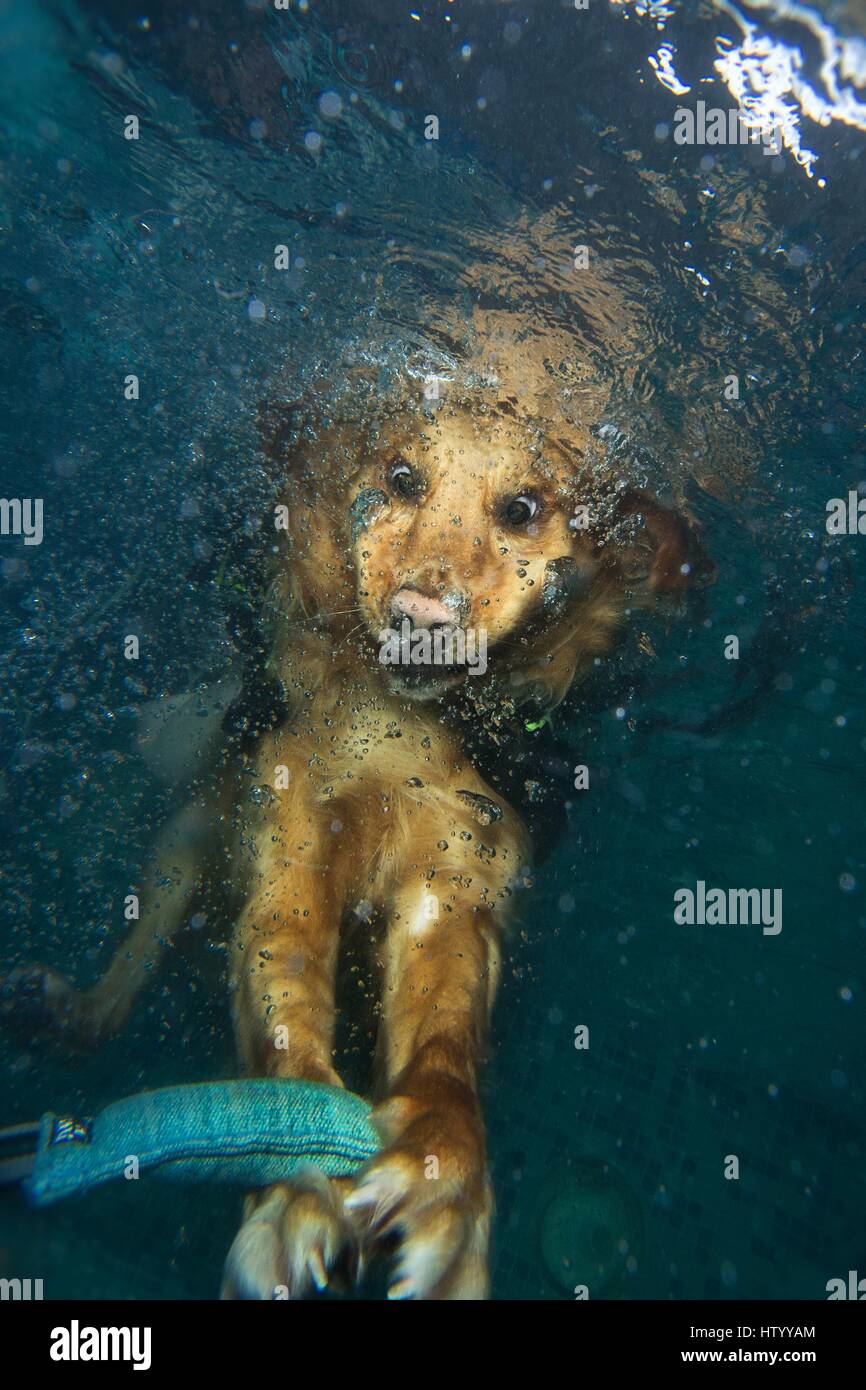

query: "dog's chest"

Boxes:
[237, 697, 456, 808]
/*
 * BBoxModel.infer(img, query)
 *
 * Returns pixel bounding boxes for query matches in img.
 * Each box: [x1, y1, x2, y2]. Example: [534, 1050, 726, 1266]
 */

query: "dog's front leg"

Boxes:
[222, 843, 357, 1300]
[349, 883, 502, 1300]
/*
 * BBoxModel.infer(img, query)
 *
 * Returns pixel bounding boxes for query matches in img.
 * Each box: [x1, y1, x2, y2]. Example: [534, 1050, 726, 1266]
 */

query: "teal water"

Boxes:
[0, 0, 864, 1299]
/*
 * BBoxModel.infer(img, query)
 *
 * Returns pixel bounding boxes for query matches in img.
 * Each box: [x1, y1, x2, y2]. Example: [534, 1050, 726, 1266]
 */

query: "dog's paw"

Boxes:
[0, 963, 96, 1047]
[221, 1173, 358, 1300]
[345, 1096, 492, 1300]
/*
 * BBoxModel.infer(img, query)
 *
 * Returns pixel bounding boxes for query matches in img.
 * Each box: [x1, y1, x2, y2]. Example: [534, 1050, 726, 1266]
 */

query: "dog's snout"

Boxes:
[390, 587, 463, 627]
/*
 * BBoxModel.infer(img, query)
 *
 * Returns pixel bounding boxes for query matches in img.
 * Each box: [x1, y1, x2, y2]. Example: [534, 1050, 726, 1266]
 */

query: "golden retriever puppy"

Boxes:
[2, 347, 709, 1300]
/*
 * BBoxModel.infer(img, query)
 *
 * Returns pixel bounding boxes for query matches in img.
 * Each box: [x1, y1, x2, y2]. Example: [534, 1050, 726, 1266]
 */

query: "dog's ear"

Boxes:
[618, 489, 715, 594]
[508, 578, 622, 714]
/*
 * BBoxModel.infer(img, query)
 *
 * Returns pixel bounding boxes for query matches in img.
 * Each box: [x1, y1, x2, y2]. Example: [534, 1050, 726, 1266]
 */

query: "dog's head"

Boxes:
[313, 405, 710, 704]
[263, 378, 712, 709]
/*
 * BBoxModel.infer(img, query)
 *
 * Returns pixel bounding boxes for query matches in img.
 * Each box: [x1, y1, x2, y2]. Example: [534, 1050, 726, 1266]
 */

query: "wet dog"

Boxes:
[2, 359, 709, 1298]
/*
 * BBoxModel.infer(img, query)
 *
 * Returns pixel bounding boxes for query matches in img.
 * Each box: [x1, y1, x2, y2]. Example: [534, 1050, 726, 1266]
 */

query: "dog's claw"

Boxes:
[222, 1175, 356, 1301]
[306, 1249, 328, 1291]
[344, 1172, 405, 1231]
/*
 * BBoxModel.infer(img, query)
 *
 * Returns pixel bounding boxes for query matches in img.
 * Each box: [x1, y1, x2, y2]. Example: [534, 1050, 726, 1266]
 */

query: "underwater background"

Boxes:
[0, 0, 864, 1299]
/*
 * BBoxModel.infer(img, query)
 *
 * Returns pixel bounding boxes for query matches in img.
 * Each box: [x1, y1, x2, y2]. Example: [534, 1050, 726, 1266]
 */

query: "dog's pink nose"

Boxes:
[390, 588, 455, 627]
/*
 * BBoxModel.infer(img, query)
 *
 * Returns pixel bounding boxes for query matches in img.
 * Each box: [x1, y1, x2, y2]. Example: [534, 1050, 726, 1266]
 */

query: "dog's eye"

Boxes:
[388, 459, 420, 500]
[504, 494, 539, 527]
